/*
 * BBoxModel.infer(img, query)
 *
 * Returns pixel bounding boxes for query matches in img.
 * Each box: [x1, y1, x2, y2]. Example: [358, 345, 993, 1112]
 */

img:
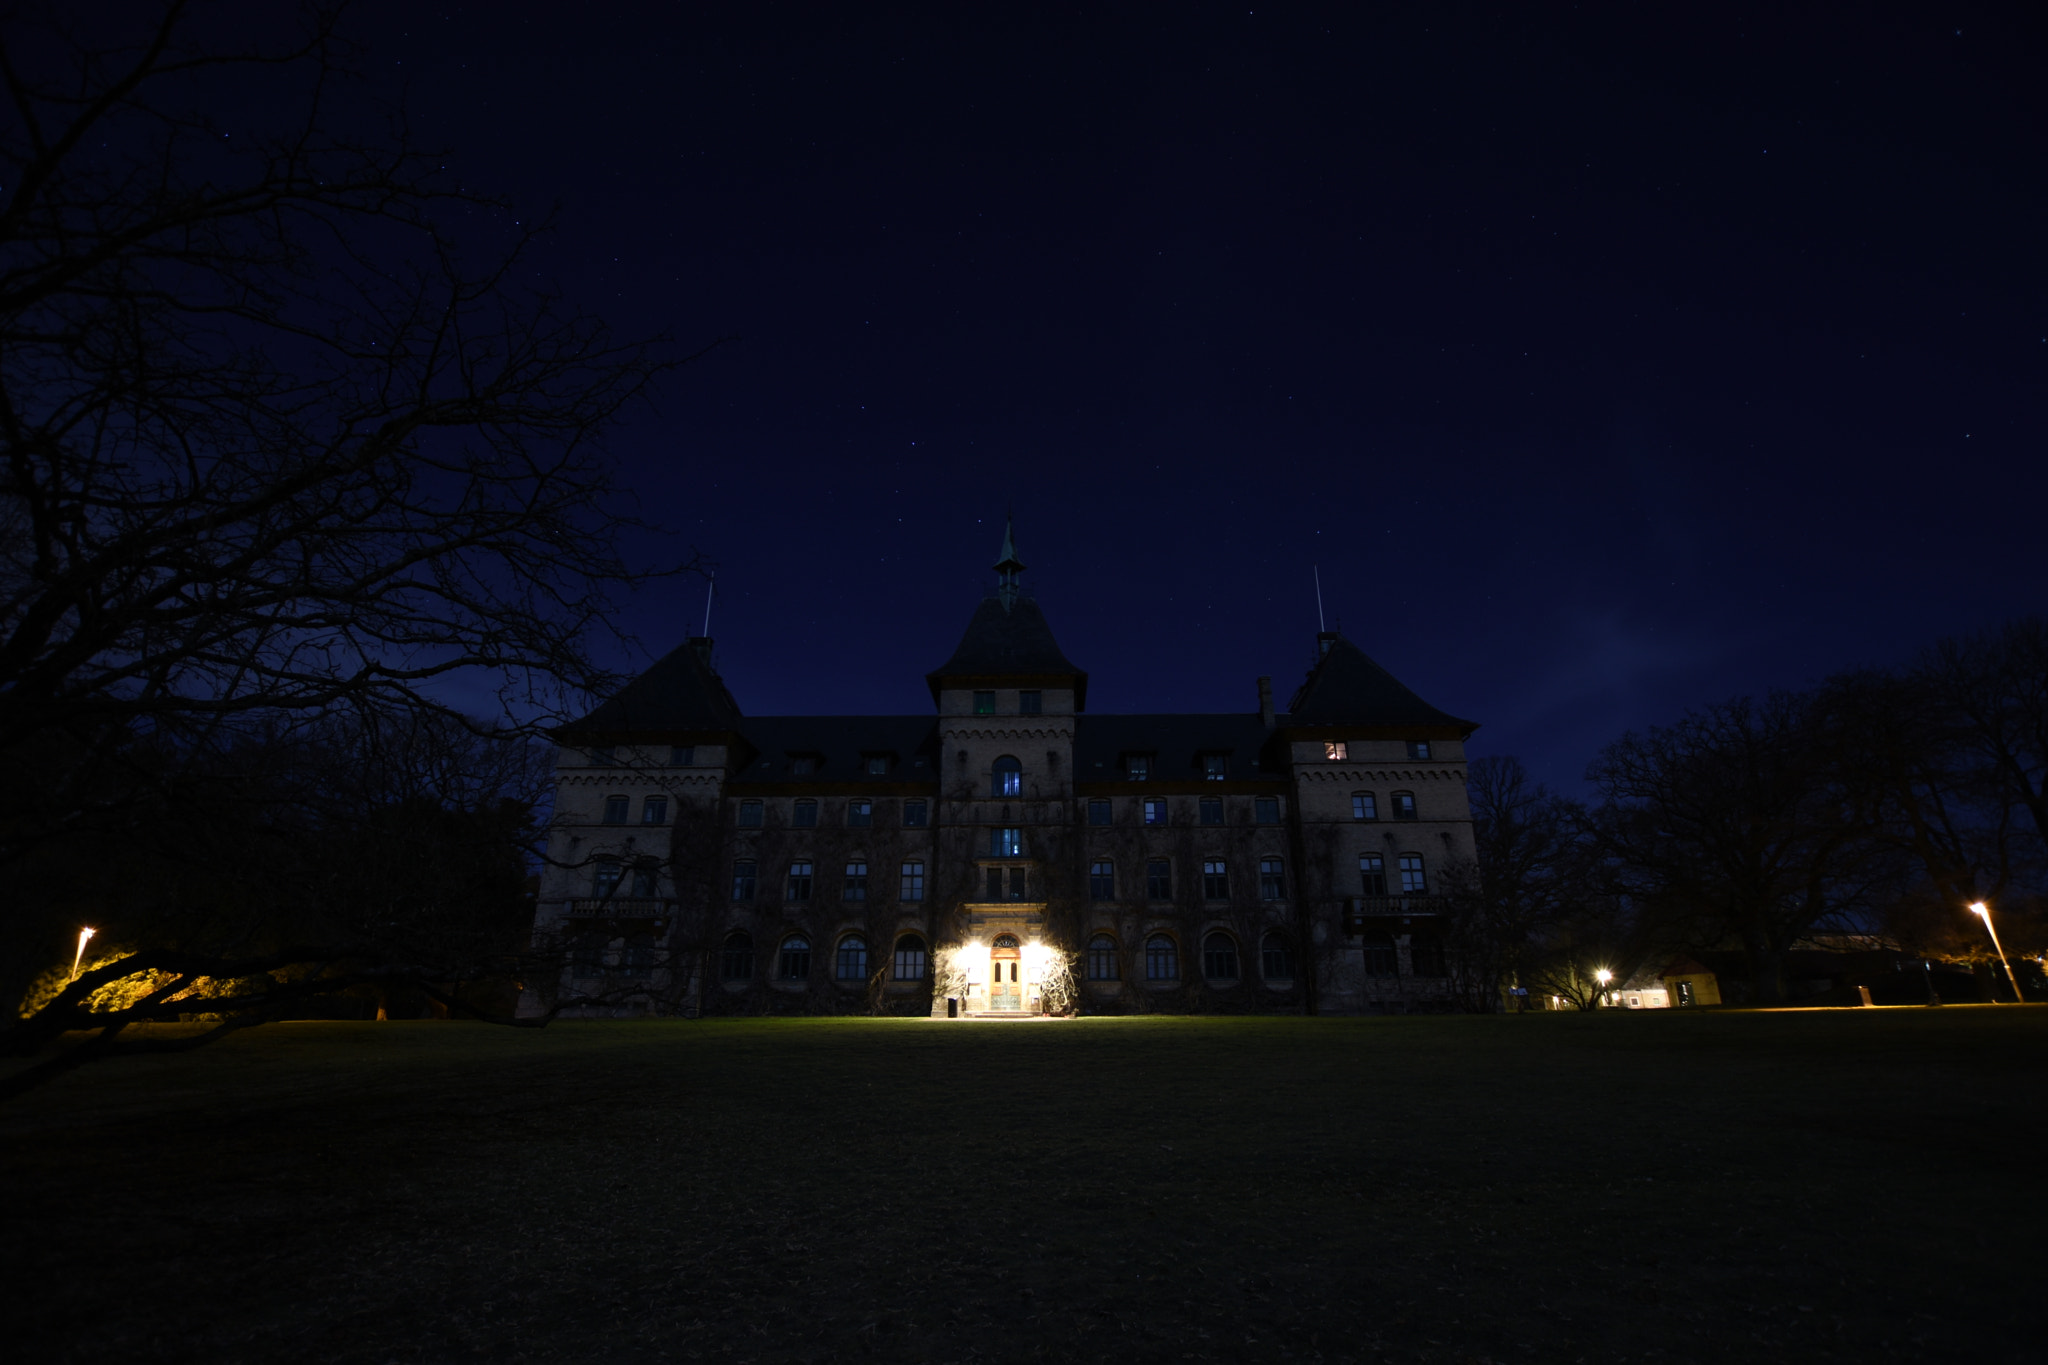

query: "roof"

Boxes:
[727, 716, 942, 785]
[1074, 713, 1286, 782]
[565, 638, 743, 737]
[925, 594, 1090, 706]
[1285, 634, 1477, 733]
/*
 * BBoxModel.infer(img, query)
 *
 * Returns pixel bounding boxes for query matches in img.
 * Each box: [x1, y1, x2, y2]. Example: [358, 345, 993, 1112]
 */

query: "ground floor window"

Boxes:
[1363, 935, 1397, 977]
[893, 934, 928, 980]
[1145, 934, 1179, 982]
[1202, 932, 1239, 981]
[1261, 931, 1293, 980]
[835, 934, 869, 981]
[778, 935, 811, 980]
[1410, 935, 1446, 977]
[720, 931, 753, 981]
[1087, 933, 1120, 981]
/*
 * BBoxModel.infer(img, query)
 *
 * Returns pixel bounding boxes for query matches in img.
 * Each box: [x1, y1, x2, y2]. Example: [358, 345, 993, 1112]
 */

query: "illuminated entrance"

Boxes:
[990, 934, 1024, 1011]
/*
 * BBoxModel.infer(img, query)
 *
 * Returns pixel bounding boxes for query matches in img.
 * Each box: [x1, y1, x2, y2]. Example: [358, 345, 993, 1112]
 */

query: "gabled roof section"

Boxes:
[565, 638, 744, 738]
[926, 595, 1089, 708]
[1286, 634, 1477, 733]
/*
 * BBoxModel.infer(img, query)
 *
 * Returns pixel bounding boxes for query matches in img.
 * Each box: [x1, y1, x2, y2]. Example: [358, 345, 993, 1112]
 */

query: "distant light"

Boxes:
[1969, 901, 1989, 917]
[70, 927, 96, 983]
[1595, 969, 1613, 985]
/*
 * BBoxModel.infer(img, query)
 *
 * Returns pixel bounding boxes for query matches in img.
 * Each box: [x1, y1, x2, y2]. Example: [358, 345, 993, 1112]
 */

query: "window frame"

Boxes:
[670, 745, 694, 767]
[835, 934, 869, 982]
[1324, 741, 1348, 761]
[785, 859, 814, 902]
[1018, 690, 1042, 715]
[1198, 795, 1224, 826]
[1359, 853, 1388, 897]
[992, 755, 1023, 798]
[1391, 791, 1419, 821]
[792, 799, 819, 828]
[1144, 933, 1180, 982]
[1087, 933, 1121, 981]
[847, 798, 873, 827]
[1398, 853, 1428, 895]
[1202, 932, 1240, 982]
[1407, 740, 1432, 760]
[899, 860, 926, 901]
[1202, 753, 1228, 781]
[1352, 791, 1378, 821]
[842, 860, 868, 902]
[778, 935, 812, 980]
[1145, 858, 1172, 901]
[630, 863, 659, 898]
[902, 798, 929, 828]
[601, 794, 630, 825]
[1125, 754, 1151, 782]
[1260, 931, 1294, 981]
[737, 799, 763, 828]
[893, 934, 929, 981]
[730, 859, 758, 902]
[991, 826, 1024, 858]
[1362, 934, 1398, 977]
[1089, 859, 1115, 901]
[973, 690, 996, 716]
[1142, 797, 1168, 826]
[1254, 796, 1281, 825]
[591, 861, 623, 898]
[1087, 798, 1112, 826]
[1201, 858, 1229, 901]
[719, 930, 754, 982]
[641, 795, 668, 825]
[1258, 856, 1286, 901]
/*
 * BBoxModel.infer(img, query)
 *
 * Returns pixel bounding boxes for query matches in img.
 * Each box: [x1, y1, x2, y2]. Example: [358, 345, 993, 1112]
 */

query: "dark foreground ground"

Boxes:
[2, 1009, 2043, 1365]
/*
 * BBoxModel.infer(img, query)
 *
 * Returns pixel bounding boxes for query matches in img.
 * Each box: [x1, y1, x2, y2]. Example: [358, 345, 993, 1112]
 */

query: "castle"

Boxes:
[530, 526, 1480, 1016]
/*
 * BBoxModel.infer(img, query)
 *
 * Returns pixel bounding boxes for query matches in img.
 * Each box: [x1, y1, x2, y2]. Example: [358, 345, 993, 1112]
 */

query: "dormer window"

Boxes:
[1202, 753, 1228, 781]
[791, 755, 817, 776]
[1126, 755, 1151, 782]
[865, 754, 889, 776]
[1324, 742, 1348, 761]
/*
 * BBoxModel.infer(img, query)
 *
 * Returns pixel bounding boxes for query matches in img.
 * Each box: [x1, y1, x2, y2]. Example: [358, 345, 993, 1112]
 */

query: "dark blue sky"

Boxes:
[337, 1, 2042, 789]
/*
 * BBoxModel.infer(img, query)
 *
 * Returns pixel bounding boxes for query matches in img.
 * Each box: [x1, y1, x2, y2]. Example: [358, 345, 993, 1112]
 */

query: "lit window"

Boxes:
[1145, 934, 1179, 981]
[835, 935, 869, 981]
[893, 934, 928, 980]
[1203, 933, 1239, 981]
[1324, 742, 1347, 761]
[602, 795, 629, 824]
[641, 796, 668, 825]
[1398, 854, 1427, 895]
[1408, 740, 1432, 760]
[1089, 859, 1115, 900]
[791, 755, 816, 776]
[719, 931, 753, 981]
[1126, 755, 1150, 781]
[786, 860, 813, 901]
[737, 800, 763, 828]
[1261, 932, 1293, 980]
[991, 827, 1023, 857]
[843, 861, 868, 901]
[974, 690, 996, 716]
[1088, 798, 1112, 826]
[1360, 854, 1388, 897]
[1362, 935, 1397, 977]
[1019, 690, 1042, 715]
[903, 799, 928, 827]
[1254, 796, 1280, 824]
[900, 861, 925, 901]
[1087, 934, 1120, 981]
[778, 935, 811, 980]
[1143, 798, 1168, 826]
[1202, 859, 1229, 900]
[588, 746, 615, 765]
[1259, 857, 1286, 900]
[631, 864, 658, 897]
[992, 755, 1023, 797]
[1392, 791, 1418, 821]
[670, 745, 694, 766]
[866, 755, 888, 775]
[1199, 796, 1223, 826]
[1353, 792, 1378, 821]
[793, 800, 818, 828]
[1202, 754, 1227, 781]
[1410, 935, 1446, 976]
[730, 860, 757, 901]
[847, 799, 873, 827]
[591, 862, 622, 898]
[1147, 859, 1172, 900]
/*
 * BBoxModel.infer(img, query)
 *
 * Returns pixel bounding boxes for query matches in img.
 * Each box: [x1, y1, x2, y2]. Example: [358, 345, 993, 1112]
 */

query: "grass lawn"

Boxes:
[2, 1008, 2042, 1365]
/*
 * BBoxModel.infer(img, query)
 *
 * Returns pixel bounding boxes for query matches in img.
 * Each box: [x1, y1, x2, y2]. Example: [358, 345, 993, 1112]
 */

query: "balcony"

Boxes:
[1342, 896, 1449, 933]
[569, 898, 670, 918]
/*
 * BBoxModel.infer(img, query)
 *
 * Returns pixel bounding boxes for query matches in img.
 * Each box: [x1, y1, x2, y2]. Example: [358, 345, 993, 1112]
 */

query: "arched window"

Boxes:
[1203, 932, 1240, 981]
[893, 935, 928, 980]
[992, 933, 1020, 950]
[1362, 935, 1397, 977]
[835, 934, 869, 981]
[719, 931, 754, 981]
[1145, 934, 1179, 982]
[737, 799, 763, 828]
[1410, 935, 1446, 978]
[1261, 931, 1294, 981]
[991, 755, 1023, 798]
[778, 935, 811, 980]
[1087, 934, 1120, 981]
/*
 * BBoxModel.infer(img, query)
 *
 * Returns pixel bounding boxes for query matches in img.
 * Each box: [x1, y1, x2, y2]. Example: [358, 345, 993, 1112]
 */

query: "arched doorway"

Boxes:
[990, 933, 1023, 1011]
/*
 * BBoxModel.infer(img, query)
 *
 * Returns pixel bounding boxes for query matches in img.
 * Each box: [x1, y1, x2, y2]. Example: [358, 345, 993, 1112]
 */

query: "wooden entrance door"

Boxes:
[991, 935, 1023, 1011]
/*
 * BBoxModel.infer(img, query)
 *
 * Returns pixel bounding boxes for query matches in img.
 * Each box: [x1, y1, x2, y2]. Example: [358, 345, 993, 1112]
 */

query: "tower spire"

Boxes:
[993, 514, 1026, 607]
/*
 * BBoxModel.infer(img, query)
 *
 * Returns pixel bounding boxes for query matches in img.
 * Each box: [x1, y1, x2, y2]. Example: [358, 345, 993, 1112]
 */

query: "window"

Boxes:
[1202, 859, 1229, 900]
[1088, 798, 1112, 826]
[866, 755, 889, 775]
[591, 862, 622, 898]
[847, 799, 873, 827]
[992, 755, 1023, 797]
[571, 931, 606, 977]
[843, 861, 868, 901]
[1143, 798, 1168, 826]
[1352, 792, 1378, 821]
[730, 860, 757, 901]
[1199, 796, 1224, 826]
[602, 795, 629, 824]
[1399, 854, 1428, 895]
[1019, 690, 1042, 715]
[1259, 857, 1286, 900]
[1392, 791, 1419, 821]
[1203, 933, 1240, 981]
[1126, 754, 1150, 781]
[893, 934, 928, 980]
[835, 934, 869, 981]
[991, 827, 1023, 857]
[1089, 859, 1115, 900]
[1410, 935, 1446, 977]
[719, 931, 753, 981]
[1087, 934, 1120, 981]
[631, 864, 659, 897]
[791, 755, 817, 776]
[1261, 932, 1294, 980]
[670, 745, 694, 766]
[1202, 753, 1228, 781]
[1324, 741, 1347, 761]
[1408, 740, 1432, 760]
[1360, 854, 1388, 897]
[786, 860, 813, 901]
[903, 799, 928, 827]
[900, 861, 926, 901]
[641, 796, 668, 825]
[985, 866, 1004, 901]
[1255, 796, 1280, 825]
[793, 800, 818, 828]
[778, 935, 811, 980]
[588, 746, 615, 765]
[1363, 935, 1398, 977]
[737, 799, 763, 828]
[1145, 934, 1179, 981]
[974, 690, 996, 716]
[1147, 859, 1172, 900]
[1007, 866, 1029, 901]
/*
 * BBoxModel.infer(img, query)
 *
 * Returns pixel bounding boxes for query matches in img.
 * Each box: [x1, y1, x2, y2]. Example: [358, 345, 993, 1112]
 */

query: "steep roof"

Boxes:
[1285, 635, 1477, 733]
[926, 594, 1089, 707]
[727, 716, 941, 785]
[1074, 713, 1287, 782]
[564, 639, 744, 737]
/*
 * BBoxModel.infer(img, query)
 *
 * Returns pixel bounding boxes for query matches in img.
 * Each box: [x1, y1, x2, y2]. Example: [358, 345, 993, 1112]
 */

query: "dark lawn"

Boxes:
[2, 1008, 2042, 1365]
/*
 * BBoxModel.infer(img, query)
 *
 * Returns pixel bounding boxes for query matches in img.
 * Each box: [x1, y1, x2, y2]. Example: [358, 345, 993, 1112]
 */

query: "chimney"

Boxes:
[1257, 676, 1275, 728]
[688, 636, 715, 670]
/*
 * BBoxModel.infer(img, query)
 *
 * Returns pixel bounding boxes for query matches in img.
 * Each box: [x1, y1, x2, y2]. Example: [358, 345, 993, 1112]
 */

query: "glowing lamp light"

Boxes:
[70, 926, 96, 983]
[1964, 900, 2025, 1003]
[1595, 969, 1613, 985]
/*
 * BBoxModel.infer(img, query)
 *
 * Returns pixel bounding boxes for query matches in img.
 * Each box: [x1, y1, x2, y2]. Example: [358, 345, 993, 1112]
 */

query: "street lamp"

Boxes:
[1595, 968, 1613, 1009]
[69, 926, 96, 983]
[1967, 901, 2026, 1003]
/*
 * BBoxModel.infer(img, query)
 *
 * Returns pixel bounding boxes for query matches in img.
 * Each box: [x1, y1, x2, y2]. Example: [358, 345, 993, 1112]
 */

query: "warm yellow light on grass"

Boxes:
[1967, 901, 2026, 1003]
[70, 927, 96, 983]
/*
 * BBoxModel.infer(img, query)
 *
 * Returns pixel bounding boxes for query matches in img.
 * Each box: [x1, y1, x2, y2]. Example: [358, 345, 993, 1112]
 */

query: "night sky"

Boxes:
[258, 3, 2045, 788]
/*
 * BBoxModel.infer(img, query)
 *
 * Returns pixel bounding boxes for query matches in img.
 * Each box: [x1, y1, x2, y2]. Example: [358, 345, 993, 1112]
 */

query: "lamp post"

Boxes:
[1595, 968, 1613, 1010]
[1966, 902, 2026, 1003]
[69, 926, 96, 983]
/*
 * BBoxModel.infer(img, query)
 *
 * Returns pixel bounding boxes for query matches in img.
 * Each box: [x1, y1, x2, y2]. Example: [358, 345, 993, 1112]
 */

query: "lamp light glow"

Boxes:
[70, 926, 96, 983]
[1964, 900, 2025, 1002]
